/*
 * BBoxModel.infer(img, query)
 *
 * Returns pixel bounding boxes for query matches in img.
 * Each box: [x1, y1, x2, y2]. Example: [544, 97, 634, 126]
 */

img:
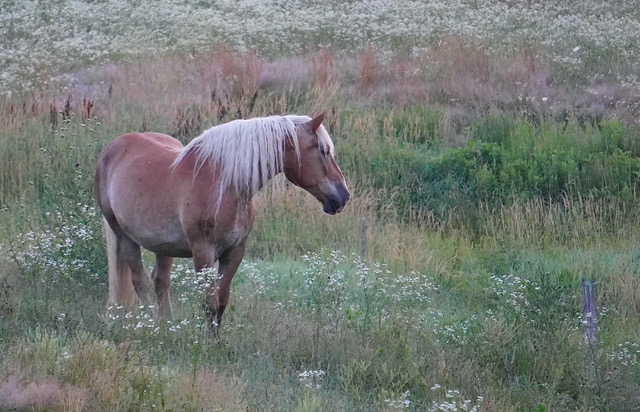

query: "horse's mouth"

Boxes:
[320, 183, 350, 215]
[322, 197, 348, 215]
[323, 205, 344, 215]
[324, 208, 340, 215]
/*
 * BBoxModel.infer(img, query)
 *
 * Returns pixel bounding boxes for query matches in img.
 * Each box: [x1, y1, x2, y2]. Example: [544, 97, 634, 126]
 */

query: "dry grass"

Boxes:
[168, 370, 248, 412]
[1, 42, 629, 158]
[479, 194, 640, 247]
[0, 375, 88, 411]
[310, 48, 337, 91]
[0, 331, 250, 411]
[358, 46, 378, 90]
[2, 37, 640, 411]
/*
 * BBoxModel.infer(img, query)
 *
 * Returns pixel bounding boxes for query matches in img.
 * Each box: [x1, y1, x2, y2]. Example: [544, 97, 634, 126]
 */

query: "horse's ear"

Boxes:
[305, 113, 325, 132]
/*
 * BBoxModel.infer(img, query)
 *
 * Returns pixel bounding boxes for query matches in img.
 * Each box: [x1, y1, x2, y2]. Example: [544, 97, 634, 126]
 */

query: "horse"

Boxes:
[93, 114, 350, 335]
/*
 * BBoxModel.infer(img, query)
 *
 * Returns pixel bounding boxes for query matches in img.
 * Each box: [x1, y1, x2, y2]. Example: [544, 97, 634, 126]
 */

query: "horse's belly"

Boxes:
[118, 214, 192, 257]
[133, 233, 193, 258]
[145, 241, 193, 258]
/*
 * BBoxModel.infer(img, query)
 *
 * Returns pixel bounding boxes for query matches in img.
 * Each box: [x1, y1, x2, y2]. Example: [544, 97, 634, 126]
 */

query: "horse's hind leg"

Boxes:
[105, 220, 137, 306]
[152, 254, 174, 318]
[117, 237, 154, 307]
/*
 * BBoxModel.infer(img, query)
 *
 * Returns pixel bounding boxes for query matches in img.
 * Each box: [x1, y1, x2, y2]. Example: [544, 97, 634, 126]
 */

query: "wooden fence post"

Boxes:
[581, 279, 598, 345]
[359, 217, 368, 258]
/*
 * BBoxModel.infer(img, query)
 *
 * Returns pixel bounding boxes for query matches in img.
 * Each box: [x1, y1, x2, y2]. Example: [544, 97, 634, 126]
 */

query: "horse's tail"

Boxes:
[104, 219, 137, 306]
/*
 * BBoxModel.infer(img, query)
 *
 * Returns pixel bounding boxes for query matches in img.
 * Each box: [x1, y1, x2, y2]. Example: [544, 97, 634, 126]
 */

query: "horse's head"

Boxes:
[283, 114, 350, 215]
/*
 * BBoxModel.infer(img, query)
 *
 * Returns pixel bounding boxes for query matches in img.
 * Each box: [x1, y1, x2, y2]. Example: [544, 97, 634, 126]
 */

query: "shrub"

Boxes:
[351, 115, 640, 223]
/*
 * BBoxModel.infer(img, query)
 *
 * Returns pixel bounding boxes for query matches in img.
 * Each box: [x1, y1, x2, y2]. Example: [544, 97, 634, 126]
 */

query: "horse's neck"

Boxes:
[256, 158, 284, 188]
[198, 155, 284, 202]
[180, 133, 287, 199]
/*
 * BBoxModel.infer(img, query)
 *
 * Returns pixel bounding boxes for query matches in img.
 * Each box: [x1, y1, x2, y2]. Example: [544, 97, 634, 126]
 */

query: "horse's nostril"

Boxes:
[337, 184, 350, 205]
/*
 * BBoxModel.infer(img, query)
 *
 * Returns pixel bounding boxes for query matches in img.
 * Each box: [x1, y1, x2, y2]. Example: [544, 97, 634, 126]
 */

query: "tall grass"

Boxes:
[2, 33, 640, 411]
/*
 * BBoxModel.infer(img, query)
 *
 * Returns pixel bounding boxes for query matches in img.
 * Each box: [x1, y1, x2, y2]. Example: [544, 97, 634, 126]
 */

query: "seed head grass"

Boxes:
[2, 2, 640, 410]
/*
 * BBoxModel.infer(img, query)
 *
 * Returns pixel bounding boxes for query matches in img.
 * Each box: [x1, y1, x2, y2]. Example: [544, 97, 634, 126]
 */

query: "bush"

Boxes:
[349, 115, 640, 222]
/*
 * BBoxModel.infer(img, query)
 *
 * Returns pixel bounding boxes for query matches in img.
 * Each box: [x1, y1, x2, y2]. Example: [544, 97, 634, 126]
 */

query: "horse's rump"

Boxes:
[95, 132, 192, 255]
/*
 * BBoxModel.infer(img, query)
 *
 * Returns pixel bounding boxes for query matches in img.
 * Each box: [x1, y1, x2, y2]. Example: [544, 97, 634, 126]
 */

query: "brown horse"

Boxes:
[94, 114, 349, 334]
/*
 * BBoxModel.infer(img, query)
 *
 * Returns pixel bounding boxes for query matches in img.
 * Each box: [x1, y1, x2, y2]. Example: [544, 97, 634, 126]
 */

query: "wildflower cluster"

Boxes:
[237, 250, 440, 333]
[429, 385, 482, 412]
[106, 302, 204, 341]
[171, 264, 217, 306]
[239, 261, 283, 296]
[10, 205, 102, 284]
[297, 370, 326, 390]
[607, 341, 640, 368]
[106, 305, 160, 336]
[383, 390, 412, 410]
[435, 318, 476, 347]
[489, 273, 540, 321]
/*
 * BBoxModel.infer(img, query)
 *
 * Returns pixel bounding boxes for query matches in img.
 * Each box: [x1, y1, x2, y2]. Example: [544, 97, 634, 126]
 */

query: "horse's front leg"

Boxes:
[213, 241, 247, 329]
[192, 241, 246, 338]
[191, 245, 220, 335]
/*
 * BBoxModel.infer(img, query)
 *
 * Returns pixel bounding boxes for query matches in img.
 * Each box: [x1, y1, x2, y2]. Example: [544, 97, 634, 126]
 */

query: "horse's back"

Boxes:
[94, 132, 192, 255]
[95, 132, 183, 205]
[98, 132, 182, 165]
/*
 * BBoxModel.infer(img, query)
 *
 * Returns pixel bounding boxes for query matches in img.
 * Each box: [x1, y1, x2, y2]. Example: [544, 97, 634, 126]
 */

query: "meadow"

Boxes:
[1, 1, 640, 411]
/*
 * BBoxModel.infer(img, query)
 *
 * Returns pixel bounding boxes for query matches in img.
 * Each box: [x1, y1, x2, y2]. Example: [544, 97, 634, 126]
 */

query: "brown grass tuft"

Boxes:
[359, 46, 379, 89]
[213, 47, 263, 99]
[0, 375, 88, 411]
[174, 106, 203, 139]
[310, 47, 336, 91]
[171, 370, 248, 411]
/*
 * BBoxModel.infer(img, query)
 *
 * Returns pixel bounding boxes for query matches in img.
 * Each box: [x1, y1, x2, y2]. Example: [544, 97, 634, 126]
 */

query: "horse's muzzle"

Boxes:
[322, 183, 350, 215]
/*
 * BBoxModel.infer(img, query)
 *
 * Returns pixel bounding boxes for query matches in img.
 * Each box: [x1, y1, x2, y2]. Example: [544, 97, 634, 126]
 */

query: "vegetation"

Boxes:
[2, 1, 640, 411]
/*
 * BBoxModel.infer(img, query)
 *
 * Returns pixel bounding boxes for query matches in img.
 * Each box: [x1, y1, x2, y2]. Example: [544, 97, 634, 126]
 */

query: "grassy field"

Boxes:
[2, 1, 640, 411]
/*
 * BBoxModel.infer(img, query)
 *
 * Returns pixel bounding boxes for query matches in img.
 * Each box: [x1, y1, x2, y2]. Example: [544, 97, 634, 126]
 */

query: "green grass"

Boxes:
[2, 46, 640, 411]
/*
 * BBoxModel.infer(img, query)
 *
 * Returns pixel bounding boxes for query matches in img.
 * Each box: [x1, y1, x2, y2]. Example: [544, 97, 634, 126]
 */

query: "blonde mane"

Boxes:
[173, 115, 334, 198]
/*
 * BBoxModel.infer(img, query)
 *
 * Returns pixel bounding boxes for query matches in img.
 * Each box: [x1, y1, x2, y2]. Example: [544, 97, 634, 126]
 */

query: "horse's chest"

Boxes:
[192, 211, 252, 251]
[217, 218, 250, 248]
